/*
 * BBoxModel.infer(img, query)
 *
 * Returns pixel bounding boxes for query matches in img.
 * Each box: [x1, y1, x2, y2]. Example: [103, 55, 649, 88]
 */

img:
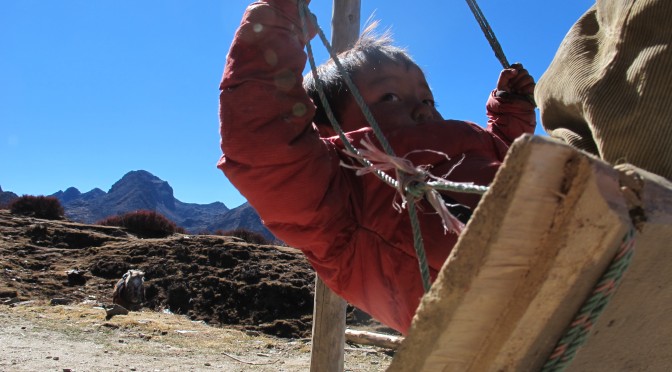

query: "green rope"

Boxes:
[464, 0, 536, 106]
[541, 228, 636, 371]
[407, 200, 431, 291]
[428, 180, 488, 195]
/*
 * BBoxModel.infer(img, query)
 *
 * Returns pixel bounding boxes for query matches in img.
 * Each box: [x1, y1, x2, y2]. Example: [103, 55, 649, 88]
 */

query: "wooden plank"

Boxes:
[309, 3, 360, 371]
[387, 135, 634, 371]
[567, 165, 672, 371]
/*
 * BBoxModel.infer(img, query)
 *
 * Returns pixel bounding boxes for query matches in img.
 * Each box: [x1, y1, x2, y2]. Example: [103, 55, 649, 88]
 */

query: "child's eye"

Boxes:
[423, 99, 436, 107]
[381, 93, 400, 102]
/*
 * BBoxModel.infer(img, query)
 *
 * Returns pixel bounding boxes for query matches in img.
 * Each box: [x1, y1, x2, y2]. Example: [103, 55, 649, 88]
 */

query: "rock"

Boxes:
[2, 297, 20, 305]
[10, 300, 35, 307]
[104, 303, 129, 320]
[50, 298, 71, 306]
[66, 269, 87, 286]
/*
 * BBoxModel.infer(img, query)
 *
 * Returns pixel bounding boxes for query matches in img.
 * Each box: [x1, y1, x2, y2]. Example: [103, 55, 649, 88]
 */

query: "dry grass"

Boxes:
[3, 301, 391, 371]
[7, 300, 305, 355]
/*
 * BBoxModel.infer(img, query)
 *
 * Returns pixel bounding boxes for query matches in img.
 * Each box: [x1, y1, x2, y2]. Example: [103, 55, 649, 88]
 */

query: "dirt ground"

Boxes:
[0, 303, 393, 371]
[0, 210, 395, 371]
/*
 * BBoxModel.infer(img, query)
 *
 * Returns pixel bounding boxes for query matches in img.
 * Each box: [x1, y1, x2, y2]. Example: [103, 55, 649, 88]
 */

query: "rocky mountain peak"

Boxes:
[52, 187, 82, 203]
[108, 170, 176, 210]
[2, 171, 271, 239]
[0, 187, 18, 207]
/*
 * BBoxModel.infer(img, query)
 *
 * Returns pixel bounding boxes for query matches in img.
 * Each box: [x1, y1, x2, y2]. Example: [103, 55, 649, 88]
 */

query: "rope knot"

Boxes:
[402, 178, 427, 201]
[342, 137, 466, 235]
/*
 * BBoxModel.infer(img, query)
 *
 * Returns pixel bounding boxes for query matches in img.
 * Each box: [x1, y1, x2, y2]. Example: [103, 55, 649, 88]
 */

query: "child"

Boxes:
[218, 0, 536, 334]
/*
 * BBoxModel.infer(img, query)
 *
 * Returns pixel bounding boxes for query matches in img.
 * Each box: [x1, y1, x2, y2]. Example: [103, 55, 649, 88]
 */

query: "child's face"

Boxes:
[339, 61, 443, 133]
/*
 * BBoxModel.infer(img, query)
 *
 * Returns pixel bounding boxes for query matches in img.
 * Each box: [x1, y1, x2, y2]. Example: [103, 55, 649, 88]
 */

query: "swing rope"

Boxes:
[465, 0, 536, 106]
[464, 0, 510, 69]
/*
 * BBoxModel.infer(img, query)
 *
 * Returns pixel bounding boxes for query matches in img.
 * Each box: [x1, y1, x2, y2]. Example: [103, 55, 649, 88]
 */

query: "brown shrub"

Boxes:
[215, 228, 270, 245]
[97, 210, 185, 238]
[9, 195, 64, 220]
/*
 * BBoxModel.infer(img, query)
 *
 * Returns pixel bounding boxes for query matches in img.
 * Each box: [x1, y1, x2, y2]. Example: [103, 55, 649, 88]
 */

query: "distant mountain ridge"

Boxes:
[0, 171, 274, 240]
[0, 186, 18, 207]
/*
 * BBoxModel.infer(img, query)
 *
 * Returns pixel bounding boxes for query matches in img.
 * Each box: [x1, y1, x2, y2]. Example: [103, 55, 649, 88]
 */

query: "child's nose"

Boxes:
[412, 103, 434, 124]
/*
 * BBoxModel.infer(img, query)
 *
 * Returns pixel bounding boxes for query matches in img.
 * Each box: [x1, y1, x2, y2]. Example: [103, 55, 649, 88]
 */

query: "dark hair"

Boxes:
[303, 22, 418, 127]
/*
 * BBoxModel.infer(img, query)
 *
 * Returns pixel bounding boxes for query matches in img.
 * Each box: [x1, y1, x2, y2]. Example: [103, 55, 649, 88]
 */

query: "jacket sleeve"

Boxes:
[217, 6, 430, 334]
[485, 89, 537, 150]
[218, 1, 356, 256]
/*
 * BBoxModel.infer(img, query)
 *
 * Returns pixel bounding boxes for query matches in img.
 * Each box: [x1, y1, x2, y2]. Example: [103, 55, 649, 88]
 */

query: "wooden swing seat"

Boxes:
[387, 135, 672, 371]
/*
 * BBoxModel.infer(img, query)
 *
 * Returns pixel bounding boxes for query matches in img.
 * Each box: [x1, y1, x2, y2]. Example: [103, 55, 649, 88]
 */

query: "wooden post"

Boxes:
[309, 1, 360, 372]
[331, 0, 361, 52]
[310, 277, 347, 372]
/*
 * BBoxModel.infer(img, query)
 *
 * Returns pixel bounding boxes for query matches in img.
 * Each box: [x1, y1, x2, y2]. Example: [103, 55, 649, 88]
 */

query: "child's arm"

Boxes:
[485, 63, 537, 146]
[218, 1, 347, 247]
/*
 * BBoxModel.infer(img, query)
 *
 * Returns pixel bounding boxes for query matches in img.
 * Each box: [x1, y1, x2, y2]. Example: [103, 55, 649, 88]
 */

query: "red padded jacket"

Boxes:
[218, 0, 536, 334]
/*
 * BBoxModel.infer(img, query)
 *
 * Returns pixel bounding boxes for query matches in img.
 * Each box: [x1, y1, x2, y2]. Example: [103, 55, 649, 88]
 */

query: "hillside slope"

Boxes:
[0, 210, 387, 339]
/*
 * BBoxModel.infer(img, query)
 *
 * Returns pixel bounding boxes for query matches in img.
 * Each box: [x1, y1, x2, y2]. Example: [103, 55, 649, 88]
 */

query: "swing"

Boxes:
[297, 1, 672, 371]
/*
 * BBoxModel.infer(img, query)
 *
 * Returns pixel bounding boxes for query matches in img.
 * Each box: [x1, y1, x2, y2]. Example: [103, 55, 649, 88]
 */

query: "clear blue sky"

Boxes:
[1, 1, 594, 208]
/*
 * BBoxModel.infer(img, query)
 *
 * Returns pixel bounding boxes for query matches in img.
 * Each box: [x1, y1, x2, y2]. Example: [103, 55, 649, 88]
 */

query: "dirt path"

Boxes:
[0, 302, 392, 372]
